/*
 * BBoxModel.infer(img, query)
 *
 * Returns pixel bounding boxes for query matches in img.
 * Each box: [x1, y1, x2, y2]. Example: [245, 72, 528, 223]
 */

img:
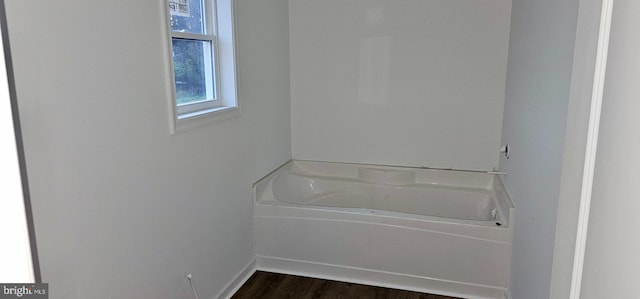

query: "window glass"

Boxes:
[169, 0, 205, 34]
[172, 39, 215, 104]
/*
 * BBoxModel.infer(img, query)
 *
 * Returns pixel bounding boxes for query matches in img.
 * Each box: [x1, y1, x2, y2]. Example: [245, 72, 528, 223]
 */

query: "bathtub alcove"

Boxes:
[254, 160, 514, 299]
[255, 1, 515, 295]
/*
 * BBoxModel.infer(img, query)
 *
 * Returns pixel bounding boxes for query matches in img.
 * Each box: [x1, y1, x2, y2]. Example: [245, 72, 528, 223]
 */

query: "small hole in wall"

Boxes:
[496, 222, 502, 227]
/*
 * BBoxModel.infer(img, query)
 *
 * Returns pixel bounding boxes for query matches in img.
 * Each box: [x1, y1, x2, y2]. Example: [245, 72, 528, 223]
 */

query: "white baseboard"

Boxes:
[256, 256, 506, 299]
[215, 259, 256, 299]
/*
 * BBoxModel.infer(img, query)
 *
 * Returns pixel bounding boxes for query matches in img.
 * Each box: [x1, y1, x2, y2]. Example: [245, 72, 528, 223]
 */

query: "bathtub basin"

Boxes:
[253, 160, 514, 299]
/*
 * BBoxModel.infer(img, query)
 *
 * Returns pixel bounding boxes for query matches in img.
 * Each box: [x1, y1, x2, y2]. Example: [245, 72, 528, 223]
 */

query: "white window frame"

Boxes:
[171, 0, 220, 115]
[163, 0, 238, 133]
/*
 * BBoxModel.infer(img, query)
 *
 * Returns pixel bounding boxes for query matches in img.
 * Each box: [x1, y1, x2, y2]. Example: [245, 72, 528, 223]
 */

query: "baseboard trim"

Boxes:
[216, 258, 256, 299]
[256, 255, 506, 299]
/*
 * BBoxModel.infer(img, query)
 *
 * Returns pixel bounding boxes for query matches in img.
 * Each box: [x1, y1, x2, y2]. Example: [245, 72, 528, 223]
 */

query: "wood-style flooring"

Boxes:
[231, 271, 462, 299]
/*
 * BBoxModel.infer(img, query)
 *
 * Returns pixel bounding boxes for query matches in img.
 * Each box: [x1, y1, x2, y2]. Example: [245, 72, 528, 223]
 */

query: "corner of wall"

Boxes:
[548, 0, 603, 297]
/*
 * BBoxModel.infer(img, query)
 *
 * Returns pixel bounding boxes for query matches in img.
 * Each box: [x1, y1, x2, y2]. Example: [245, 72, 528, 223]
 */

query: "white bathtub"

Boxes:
[253, 160, 514, 299]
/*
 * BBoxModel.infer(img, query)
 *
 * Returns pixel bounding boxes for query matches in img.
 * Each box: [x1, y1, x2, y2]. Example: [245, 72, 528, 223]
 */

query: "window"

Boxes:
[165, 0, 237, 127]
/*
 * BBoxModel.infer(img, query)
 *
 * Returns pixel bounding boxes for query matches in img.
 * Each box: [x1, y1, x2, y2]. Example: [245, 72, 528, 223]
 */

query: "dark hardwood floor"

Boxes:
[231, 271, 462, 299]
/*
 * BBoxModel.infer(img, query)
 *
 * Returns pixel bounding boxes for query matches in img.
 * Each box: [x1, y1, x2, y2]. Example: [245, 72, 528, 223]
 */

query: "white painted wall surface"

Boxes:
[4, 0, 290, 297]
[499, 0, 579, 297]
[290, 0, 512, 171]
[580, 0, 640, 296]
[0, 18, 34, 283]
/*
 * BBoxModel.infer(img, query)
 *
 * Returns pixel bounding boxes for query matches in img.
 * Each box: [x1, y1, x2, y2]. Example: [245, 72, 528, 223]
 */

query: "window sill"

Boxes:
[178, 105, 237, 120]
[171, 106, 240, 134]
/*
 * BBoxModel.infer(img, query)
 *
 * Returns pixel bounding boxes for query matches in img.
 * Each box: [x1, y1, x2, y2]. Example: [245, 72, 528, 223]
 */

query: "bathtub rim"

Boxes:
[254, 159, 515, 230]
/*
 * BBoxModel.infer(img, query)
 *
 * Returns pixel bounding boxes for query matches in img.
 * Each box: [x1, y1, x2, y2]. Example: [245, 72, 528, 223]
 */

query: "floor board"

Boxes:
[231, 271, 462, 299]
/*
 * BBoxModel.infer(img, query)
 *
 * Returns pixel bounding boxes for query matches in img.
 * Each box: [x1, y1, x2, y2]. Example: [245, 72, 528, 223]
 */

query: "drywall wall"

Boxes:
[580, 0, 640, 296]
[4, 0, 290, 297]
[499, 0, 579, 297]
[290, 0, 512, 171]
[549, 0, 603, 297]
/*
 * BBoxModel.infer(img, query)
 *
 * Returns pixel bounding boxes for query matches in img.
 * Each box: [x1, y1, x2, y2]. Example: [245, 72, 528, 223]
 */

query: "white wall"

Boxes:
[0, 16, 34, 283]
[290, 0, 512, 171]
[499, 0, 579, 297]
[4, 0, 290, 297]
[580, 0, 640, 296]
